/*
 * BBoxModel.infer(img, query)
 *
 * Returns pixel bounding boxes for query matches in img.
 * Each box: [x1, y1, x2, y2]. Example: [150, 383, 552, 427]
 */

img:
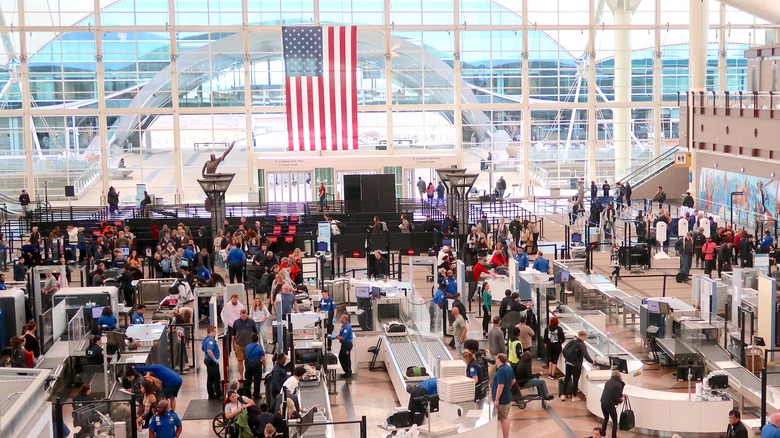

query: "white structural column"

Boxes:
[242, 1, 255, 200]
[522, 0, 531, 196]
[587, 0, 597, 181]
[169, 0, 183, 202]
[383, 0, 394, 156]
[688, 0, 709, 193]
[607, 0, 640, 180]
[94, 0, 109, 200]
[652, 0, 662, 158]
[453, 1, 463, 170]
[17, 0, 33, 196]
[689, 0, 709, 92]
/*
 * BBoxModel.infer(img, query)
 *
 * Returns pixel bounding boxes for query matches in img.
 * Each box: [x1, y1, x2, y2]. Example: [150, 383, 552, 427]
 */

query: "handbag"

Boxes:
[618, 397, 635, 431]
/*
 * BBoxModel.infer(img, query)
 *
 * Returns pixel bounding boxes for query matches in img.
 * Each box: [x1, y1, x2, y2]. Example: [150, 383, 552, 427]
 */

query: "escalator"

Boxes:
[618, 146, 679, 188]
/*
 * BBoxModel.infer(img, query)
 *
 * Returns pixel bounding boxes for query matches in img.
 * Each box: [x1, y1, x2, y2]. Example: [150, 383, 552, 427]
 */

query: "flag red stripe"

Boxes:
[318, 76, 326, 150]
[350, 26, 358, 149]
[328, 26, 338, 151]
[306, 76, 316, 151]
[295, 77, 305, 151]
[339, 27, 348, 150]
[285, 77, 294, 151]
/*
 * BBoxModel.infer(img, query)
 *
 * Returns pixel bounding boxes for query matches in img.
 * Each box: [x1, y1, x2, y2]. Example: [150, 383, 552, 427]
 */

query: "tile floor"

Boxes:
[61, 216, 732, 438]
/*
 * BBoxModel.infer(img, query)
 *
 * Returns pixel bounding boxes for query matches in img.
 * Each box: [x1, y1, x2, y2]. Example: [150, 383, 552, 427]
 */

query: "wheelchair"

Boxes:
[512, 384, 547, 409]
[211, 411, 262, 437]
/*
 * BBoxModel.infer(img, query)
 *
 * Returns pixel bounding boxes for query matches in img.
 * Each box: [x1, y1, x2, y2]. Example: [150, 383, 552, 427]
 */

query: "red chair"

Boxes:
[276, 216, 285, 223]
[287, 225, 297, 235]
[272, 225, 282, 235]
[289, 216, 299, 223]
[284, 236, 294, 243]
[268, 236, 278, 243]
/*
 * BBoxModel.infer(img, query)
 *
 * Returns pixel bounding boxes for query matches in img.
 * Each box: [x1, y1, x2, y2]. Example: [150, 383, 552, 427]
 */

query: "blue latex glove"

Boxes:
[329, 334, 337, 340]
[331, 317, 336, 324]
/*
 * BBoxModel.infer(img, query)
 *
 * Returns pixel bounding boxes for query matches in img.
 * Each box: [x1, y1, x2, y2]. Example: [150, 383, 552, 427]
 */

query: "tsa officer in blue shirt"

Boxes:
[202, 325, 222, 399]
[532, 250, 551, 275]
[514, 246, 529, 271]
[318, 290, 337, 349]
[429, 283, 446, 331]
[331, 314, 353, 378]
[148, 400, 182, 438]
[131, 304, 146, 325]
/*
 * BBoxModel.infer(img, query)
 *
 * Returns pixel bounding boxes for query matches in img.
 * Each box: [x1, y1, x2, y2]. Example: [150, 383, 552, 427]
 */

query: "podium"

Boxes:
[198, 173, 235, 243]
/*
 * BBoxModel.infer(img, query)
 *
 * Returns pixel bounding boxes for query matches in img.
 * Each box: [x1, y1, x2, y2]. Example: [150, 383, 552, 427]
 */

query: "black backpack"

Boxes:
[562, 340, 582, 362]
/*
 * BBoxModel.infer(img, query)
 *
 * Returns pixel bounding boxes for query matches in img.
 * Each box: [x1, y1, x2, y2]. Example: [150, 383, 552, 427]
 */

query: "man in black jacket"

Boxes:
[725, 409, 748, 438]
[421, 215, 436, 232]
[498, 289, 513, 319]
[560, 330, 594, 401]
[600, 371, 625, 438]
[509, 216, 523, 247]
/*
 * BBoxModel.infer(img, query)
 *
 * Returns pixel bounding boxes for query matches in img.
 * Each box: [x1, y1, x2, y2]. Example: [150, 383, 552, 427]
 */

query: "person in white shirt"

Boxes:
[220, 293, 245, 340]
[281, 366, 306, 396]
[250, 297, 271, 346]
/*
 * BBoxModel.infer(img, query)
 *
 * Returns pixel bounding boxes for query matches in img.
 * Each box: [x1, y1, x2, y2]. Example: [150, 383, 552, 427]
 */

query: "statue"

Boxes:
[202, 141, 236, 176]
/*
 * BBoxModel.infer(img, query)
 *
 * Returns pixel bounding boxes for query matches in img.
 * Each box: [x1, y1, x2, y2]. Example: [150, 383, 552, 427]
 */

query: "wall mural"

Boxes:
[699, 167, 778, 226]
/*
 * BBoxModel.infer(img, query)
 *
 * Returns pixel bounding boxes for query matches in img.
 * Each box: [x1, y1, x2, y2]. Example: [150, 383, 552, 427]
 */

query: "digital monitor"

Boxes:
[371, 286, 382, 299]
[646, 300, 660, 313]
[610, 356, 629, 374]
[355, 286, 370, 299]
[658, 301, 671, 315]
[181, 258, 189, 268]
[571, 233, 582, 243]
[553, 271, 570, 284]
[91, 306, 106, 319]
[120, 247, 130, 257]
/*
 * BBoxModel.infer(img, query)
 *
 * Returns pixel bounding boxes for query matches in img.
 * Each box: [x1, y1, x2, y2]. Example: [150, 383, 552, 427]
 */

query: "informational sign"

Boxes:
[755, 254, 770, 274]
[674, 152, 691, 168]
[317, 221, 331, 252]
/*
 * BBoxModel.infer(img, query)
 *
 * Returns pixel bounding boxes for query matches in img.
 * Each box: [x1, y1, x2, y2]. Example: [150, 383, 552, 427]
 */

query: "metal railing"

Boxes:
[617, 146, 679, 188]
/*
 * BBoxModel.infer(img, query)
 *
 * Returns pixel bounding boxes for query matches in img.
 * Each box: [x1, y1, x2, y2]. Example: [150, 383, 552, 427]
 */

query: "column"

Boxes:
[17, 0, 34, 198]
[169, 0, 183, 202]
[688, 0, 709, 92]
[607, 0, 639, 180]
[587, 0, 597, 182]
[94, 0, 109, 200]
[689, 0, 709, 193]
[521, 0, 531, 196]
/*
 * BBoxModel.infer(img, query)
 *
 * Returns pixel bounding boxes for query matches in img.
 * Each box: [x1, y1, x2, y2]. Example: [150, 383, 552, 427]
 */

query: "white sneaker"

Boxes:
[560, 394, 567, 401]
[572, 396, 583, 402]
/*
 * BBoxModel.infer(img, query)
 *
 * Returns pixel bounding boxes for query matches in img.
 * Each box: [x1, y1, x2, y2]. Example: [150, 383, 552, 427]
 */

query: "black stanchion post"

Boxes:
[130, 387, 139, 438]
[360, 416, 367, 438]
[54, 396, 64, 438]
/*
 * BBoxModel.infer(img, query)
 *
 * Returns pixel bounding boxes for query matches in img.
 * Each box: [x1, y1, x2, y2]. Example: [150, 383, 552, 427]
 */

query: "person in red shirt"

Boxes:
[490, 248, 507, 267]
[473, 261, 495, 282]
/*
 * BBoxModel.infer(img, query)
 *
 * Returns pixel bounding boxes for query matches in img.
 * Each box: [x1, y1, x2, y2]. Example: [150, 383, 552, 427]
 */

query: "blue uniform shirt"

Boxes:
[244, 343, 265, 361]
[97, 314, 117, 330]
[197, 266, 211, 281]
[319, 297, 336, 313]
[445, 278, 457, 296]
[418, 377, 438, 395]
[532, 256, 550, 274]
[202, 335, 220, 362]
[148, 411, 181, 438]
[130, 311, 144, 325]
[514, 252, 529, 270]
[339, 322, 353, 343]
[226, 247, 246, 265]
[134, 364, 183, 387]
[431, 287, 445, 308]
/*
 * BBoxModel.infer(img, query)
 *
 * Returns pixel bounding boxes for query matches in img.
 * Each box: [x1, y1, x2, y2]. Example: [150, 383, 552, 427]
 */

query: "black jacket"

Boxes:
[498, 296, 512, 318]
[682, 195, 695, 208]
[726, 420, 748, 438]
[600, 376, 625, 405]
[514, 360, 538, 386]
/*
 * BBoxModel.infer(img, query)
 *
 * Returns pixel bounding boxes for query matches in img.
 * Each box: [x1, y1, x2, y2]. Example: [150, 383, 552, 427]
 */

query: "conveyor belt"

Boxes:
[385, 336, 427, 374]
[697, 344, 731, 363]
[425, 338, 452, 363]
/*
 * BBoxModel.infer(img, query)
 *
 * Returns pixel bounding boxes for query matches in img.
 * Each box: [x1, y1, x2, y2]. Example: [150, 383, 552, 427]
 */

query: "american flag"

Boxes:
[282, 26, 358, 151]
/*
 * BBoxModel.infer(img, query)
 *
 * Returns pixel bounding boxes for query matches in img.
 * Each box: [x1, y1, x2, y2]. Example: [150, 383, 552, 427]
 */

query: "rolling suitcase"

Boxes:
[675, 271, 687, 283]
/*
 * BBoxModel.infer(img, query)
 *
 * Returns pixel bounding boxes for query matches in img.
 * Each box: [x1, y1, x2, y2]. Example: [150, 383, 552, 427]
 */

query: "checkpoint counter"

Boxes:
[585, 370, 733, 434]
